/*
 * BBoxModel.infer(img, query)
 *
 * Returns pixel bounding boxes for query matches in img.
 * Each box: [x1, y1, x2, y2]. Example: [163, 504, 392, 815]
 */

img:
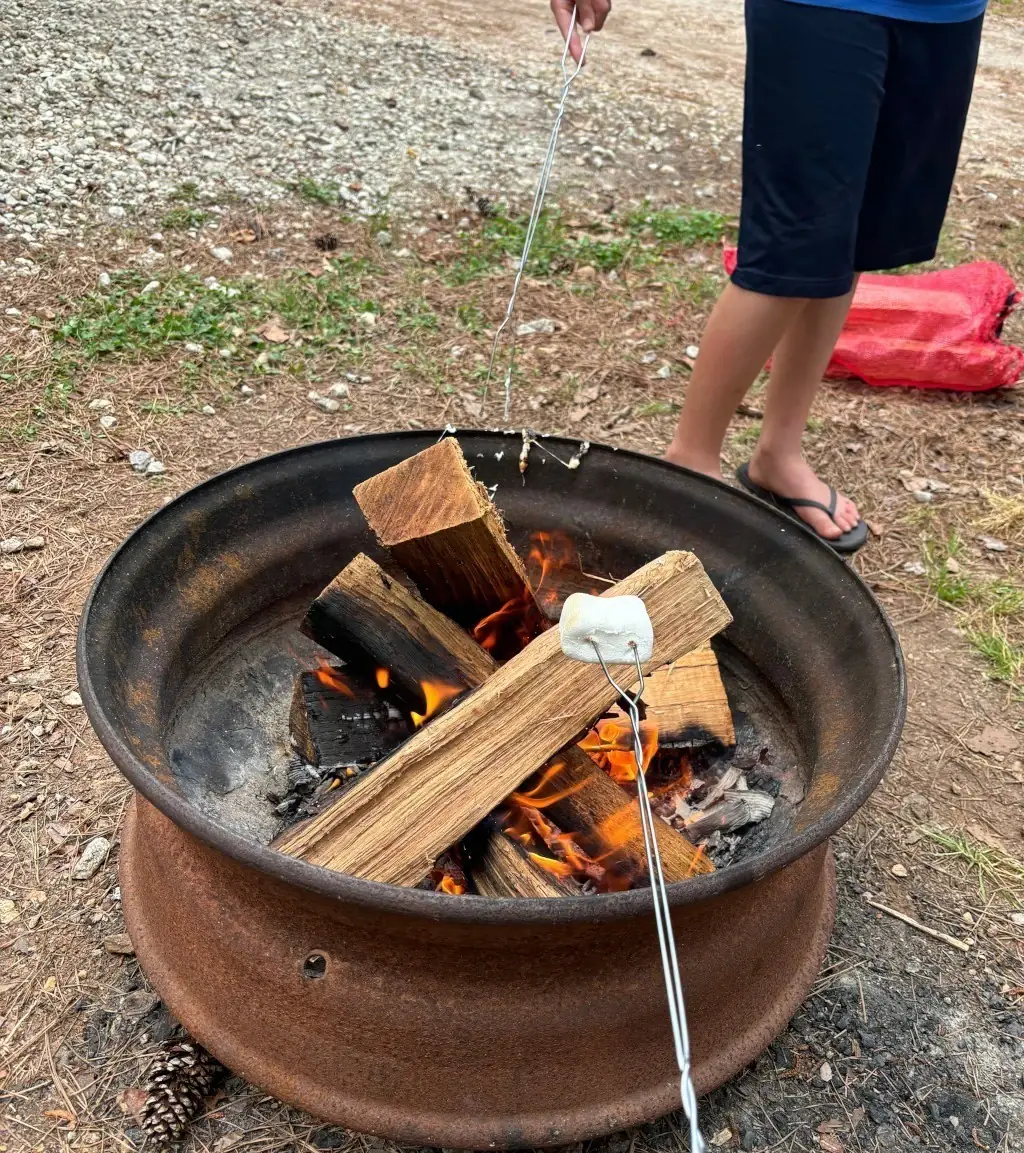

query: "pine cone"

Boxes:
[140, 1040, 226, 1145]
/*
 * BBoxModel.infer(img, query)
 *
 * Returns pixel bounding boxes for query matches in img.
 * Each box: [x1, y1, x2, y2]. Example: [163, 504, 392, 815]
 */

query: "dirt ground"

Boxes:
[2, 1, 1024, 1152]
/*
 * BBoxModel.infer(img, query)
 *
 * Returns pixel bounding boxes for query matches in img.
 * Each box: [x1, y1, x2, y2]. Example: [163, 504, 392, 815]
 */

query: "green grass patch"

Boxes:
[625, 205, 730, 247]
[922, 529, 972, 606]
[965, 626, 1024, 690]
[294, 178, 341, 206]
[56, 262, 375, 363]
[636, 400, 679, 418]
[920, 826, 1024, 906]
[160, 206, 212, 231]
[444, 203, 733, 286]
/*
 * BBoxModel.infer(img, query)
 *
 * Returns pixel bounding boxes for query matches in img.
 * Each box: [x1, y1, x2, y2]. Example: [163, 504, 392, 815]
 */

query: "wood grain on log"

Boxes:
[353, 437, 529, 627]
[275, 551, 731, 885]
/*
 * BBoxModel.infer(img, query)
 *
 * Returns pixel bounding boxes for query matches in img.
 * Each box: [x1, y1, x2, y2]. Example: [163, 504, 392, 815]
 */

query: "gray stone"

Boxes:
[72, 836, 111, 880]
[129, 449, 153, 472]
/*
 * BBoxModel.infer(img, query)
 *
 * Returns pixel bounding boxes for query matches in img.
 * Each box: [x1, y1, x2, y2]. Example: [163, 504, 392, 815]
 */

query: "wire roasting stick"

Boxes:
[560, 593, 706, 1153]
[484, 6, 590, 420]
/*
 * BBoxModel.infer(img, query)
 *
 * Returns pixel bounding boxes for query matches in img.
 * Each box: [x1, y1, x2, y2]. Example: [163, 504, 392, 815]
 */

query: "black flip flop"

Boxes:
[736, 462, 868, 554]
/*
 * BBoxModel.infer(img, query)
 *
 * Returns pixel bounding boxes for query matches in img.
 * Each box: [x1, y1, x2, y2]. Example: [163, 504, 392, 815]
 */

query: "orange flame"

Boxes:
[579, 718, 658, 784]
[375, 667, 390, 690]
[411, 680, 463, 728]
[471, 585, 546, 659]
[509, 761, 586, 810]
[312, 658, 354, 697]
[439, 874, 467, 895]
[527, 530, 582, 611]
[527, 852, 575, 878]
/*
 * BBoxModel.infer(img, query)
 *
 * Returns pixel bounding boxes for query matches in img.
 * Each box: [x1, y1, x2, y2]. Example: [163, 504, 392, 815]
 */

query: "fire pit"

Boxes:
[77, 431, 905, 1149]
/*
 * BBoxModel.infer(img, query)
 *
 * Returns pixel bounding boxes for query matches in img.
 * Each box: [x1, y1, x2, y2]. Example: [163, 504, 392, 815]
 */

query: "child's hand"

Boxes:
[550, 0, 610, 64]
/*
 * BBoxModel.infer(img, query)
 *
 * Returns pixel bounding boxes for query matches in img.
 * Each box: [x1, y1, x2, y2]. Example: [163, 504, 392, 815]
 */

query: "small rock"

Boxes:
[1010, 912, 1024, 926]
[145, 460, 166, 476]
[326, 382, 349, 398]
[129, 449, 153, 472]
[685, 344, 700, 358]
[709, 1130, 732, 1148]
[121, 990, 159, 1018]
[62, 690, 83, 708]
[88, 398, 113, 411]
[5, 477, 23, 493]
[309, 392, 341, 413]
[913, 490, 934, 504]
[374, 229, 393, 248]
[944, 557, 961, 574]
[239, 384, 255, 397]
[103, 932, 135, 955]
[903, 561, 926, 575]
[5, 307, 22, 317]
[468, 86, 484, 101]
[72, 837, 111, 881]
[641, 47, 657, 57]
[516, 318, 556, 336]
[978, 535, 1008, 553]
[657, 363, 672, 379]
[357, 311, 377, 330]
[202, 405, 216, 416]
[640, 351, 658, 364]
[185, 342, 204, 354]
[820, 1061, 833, 1082]
[99, 415, 118, 431]
[966, 725, 1019, 758]
[0, 898, 19, 925]
[139, 280, 160, 296]
[210, 246, 233, 263]
[98, 272, 112, 289]
[107, 205, 127, 220]
[1, 536, 44, 554]
[891, 863, 909, 878]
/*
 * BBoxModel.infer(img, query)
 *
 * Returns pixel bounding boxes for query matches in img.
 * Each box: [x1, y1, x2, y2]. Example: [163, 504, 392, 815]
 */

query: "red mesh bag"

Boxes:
[722, 248, 1024, 392]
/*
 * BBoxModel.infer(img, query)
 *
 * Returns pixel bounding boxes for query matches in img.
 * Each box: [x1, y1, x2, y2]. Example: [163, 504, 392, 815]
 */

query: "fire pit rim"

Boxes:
[77, 429, 906, 925]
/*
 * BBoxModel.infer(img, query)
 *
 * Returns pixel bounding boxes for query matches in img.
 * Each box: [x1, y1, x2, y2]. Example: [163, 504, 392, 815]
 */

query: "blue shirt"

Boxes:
[786, 0, 987, 20]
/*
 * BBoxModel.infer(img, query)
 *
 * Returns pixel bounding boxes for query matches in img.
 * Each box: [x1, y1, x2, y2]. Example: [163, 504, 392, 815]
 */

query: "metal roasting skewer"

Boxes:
[591, 641, 706, 1153]
[483, 7, 591, 421]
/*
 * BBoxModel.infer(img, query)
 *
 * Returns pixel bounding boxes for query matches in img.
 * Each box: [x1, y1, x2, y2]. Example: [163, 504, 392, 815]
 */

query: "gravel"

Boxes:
[0, 0, 699, 247]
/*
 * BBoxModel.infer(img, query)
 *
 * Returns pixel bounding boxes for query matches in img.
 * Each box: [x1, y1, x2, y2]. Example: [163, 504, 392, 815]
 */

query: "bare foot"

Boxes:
[664, 440, 725, 483]
[748, 449, 860, 541]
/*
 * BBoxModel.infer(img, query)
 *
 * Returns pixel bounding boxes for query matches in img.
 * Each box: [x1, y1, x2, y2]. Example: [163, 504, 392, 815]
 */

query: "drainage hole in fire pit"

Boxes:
[303, 952, 328, 979]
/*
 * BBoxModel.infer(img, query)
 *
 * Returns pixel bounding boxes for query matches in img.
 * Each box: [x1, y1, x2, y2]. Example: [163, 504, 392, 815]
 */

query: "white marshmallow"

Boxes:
[559, 593, 654, 665]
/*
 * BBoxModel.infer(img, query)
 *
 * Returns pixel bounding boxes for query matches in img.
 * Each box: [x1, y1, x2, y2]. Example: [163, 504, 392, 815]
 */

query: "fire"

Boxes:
[471, 584, 545, 660]
[527, 530, 581, 612]
[375, 667, 390, 690]
[578, 718, 658, 784]
[410, 679, 463, 727]
[439, 874, 467, 895]
[527, 852, 575, 878]
[312, 657, 354, 697]
[509, 761, 586, 810]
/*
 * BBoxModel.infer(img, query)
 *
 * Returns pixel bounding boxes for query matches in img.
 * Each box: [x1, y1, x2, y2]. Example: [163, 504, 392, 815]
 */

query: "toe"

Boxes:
[798, 506, 841, 540]
[836, 494, 859, 533]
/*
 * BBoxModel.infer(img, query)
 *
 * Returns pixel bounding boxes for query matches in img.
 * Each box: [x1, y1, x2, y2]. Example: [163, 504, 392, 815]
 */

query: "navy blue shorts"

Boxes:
[734, 0, 984, 298]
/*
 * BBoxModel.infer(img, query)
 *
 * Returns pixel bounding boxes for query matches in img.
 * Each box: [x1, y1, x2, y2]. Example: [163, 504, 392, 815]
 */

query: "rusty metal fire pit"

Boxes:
[77, 431, 905, 1149]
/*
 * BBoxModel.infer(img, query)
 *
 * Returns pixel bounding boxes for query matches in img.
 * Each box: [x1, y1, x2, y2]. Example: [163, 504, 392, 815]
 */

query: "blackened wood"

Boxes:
[300, 553, 493, 711]
[473, 825, 578, 899]
[289, 667, 411, 768]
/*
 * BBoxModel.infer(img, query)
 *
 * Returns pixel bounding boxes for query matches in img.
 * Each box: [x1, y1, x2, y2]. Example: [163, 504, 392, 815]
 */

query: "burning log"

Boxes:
[300, 552, 493, 711]
[633, 644, 735, 747]
[472, 821, 577, 899]
[289, 664, 412, 768]
[274, 550, 731, 886]
[523, 748, 713, 883]
[353, 437, 534, 630]
[295, 552, 711, 887]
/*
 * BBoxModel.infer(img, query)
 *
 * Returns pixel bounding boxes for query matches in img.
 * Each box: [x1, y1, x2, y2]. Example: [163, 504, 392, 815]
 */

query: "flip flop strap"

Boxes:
[784, 487, 839, 520]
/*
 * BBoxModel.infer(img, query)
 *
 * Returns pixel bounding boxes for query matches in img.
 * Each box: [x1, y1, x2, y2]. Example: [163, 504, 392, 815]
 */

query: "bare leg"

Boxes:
[748, 284, 860, 540]
[665, 282, 806, 479]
